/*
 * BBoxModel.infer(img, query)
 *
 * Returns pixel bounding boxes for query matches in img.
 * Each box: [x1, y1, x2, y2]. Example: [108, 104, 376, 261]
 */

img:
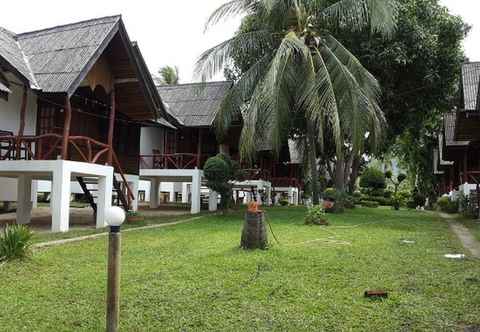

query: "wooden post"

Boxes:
[107, 89, 116, 165]
[15, 86, 28, 159]
[463, 150, 468, 183]
[106, 227, 121, 332]
[61, 95, 72, 160]
[196, 128, 202, 168]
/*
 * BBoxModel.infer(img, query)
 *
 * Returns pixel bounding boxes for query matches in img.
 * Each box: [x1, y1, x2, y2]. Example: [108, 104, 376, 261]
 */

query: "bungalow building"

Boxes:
[138, 81, 303, 213]
[435, 62, 480, 201]
[0, 16, 167, 232]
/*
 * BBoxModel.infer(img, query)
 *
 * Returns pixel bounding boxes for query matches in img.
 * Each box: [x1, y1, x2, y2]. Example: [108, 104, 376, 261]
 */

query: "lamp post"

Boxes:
[105, 206, 126, 332]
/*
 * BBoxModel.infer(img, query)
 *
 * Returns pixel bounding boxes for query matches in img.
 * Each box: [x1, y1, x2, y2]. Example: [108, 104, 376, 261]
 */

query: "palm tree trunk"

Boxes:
[335, 152, 345, 193]
[348, 155, 361, 193]
[307, 122, 320, 204]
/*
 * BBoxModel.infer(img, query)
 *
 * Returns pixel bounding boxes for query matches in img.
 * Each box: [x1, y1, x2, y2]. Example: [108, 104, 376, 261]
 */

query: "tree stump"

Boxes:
[241, 211, 268, 250]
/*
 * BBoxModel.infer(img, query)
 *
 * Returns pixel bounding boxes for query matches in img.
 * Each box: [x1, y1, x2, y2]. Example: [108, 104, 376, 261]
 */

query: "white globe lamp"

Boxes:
[105, 206, 126, 228]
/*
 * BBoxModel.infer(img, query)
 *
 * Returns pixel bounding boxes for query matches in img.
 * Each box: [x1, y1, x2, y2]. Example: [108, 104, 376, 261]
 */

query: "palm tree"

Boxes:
[157, 65, 180, 85]
[196, 0, 397, 204]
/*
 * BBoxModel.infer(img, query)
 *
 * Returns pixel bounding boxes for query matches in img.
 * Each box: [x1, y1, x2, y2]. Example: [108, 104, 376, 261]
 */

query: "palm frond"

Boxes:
[240, 32, 304, 161]
[320, 0, 398, 37]
[195, 30, 274, 82]
[322, 34, 380, 100]
[205, 0, 257, 32]
[215, 53, 274, 137]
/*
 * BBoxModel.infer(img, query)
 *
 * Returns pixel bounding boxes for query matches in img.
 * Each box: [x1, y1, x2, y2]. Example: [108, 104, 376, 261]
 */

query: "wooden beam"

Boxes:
[15, 86, 28, 159]
[61, 95, 73, 159]
[107, 88, 116, 165]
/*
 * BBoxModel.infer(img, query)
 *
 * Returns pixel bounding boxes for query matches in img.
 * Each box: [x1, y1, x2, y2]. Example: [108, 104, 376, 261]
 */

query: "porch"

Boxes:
[0, 160, 113, 232]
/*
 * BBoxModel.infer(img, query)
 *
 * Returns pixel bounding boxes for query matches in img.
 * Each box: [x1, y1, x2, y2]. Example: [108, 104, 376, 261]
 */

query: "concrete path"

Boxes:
[439, 212, 480, 259]
[448, 222, 480, 259]
[33, 216, 203, 249]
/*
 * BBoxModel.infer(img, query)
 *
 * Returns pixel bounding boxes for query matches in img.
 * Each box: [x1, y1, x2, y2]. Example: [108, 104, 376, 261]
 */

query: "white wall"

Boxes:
[0, 73, 38, 202]
[140, 126, 165, 168]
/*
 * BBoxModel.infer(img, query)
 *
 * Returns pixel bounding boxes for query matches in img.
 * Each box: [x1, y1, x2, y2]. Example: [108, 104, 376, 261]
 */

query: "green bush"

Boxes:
[304, 205, 328, 225]
[360, 168, 386, 190]
[384, 190, 393, 199]
[323, 188, 337, 201]
[437, 196, 459, 214]
[279, 199, 289, 206]
[413, 192, 426, 208]
[361, 195, 393, 206]
[0, 224, 33, 262]
[360, 200, 379, 208]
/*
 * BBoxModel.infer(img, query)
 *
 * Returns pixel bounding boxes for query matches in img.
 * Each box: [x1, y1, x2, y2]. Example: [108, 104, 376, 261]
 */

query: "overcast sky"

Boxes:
[0, 1, 478, 83]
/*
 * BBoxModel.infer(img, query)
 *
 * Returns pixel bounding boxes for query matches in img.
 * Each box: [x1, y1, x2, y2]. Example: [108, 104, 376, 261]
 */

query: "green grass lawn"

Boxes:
[1, 207, 479, 331]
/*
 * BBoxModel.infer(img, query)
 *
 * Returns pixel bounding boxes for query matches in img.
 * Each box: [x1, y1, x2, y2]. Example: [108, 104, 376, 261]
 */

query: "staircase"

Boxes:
[77, 175, 132, 219]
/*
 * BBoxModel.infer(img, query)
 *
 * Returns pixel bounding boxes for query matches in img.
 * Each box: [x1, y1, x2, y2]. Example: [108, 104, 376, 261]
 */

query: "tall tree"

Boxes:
[196, 0, 397, 203]
[157, 65, 180, 85]
[333, 0, 468, 196]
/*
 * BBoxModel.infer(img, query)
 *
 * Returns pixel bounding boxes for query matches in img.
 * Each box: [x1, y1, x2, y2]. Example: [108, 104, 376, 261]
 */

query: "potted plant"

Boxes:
[126, 211, 144, 223]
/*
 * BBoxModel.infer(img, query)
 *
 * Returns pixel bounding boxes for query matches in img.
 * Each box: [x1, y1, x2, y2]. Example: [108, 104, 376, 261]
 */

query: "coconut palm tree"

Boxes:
[157, 65, 180, 85]
[196, 0, 397, 204]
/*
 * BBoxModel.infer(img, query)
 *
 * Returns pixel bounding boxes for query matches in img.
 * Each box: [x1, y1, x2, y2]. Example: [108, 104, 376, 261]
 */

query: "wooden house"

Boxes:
[139, 81, 303, 212]
[435, 62, 480, 199]
[0, 16, 168, 231]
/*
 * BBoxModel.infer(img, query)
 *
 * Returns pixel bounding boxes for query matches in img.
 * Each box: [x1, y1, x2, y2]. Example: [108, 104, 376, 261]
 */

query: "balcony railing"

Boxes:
[140, 153, 207, 170]
[0, 134, 135, 205]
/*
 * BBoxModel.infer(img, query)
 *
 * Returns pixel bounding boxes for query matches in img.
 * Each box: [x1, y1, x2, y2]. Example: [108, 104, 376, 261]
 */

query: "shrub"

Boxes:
[204, 153, 241, 209]
[413, 192, 426, 208]
[0, 224, 33, 262]
[323, 188, 337, 201]
[360, 168, 386, 190]
[304, 205, 328, 225]
[437, 196, 459, 214]
[360, 200, 379, 208]
[279, 199, 289, 206]
[384, 190, 393, 199]
[406, 200, 417, 209]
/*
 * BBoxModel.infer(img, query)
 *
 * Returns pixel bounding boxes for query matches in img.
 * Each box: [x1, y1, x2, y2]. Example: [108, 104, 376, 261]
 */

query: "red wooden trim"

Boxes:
[61, 96, 72, 159]
[92, 147, 110, 164]
[16, 86, 28, 159]
[107, 89, 116, 165]
[112, 151, 135, 201]
[70, 140, 89, 162]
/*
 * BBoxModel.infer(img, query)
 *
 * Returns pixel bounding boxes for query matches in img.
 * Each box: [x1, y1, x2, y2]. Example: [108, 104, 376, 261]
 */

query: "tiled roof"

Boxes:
[157, 81, 232, 127]
[461, 62, 480, 111]
[444, 112, 469, 147]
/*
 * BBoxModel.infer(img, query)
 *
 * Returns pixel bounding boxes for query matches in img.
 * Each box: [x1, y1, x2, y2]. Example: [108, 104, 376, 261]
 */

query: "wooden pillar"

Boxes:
[463, 150, 468, 183]
[196, 128, 202, 168]
[61, 95, 72, 160]
[107, 88, 116, 165]
[449, 166, 454, 192]
[15, 86, 28, 159]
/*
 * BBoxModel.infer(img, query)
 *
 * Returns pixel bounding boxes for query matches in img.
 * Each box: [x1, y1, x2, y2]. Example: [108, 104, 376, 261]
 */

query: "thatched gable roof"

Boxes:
[461, 62, 480, 111]
[157, 81, 232, 127]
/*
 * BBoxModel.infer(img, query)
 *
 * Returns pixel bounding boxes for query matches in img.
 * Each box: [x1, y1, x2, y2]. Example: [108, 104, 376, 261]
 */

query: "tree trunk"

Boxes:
[344, 152, 354, 188]
[348, 155, 361, 193]
[335, 152, 345, 193]
[307, 122, 320, 204]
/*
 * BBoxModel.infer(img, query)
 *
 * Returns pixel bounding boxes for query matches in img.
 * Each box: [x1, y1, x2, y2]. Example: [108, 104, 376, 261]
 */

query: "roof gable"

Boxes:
[157, 81, 232, 127]
[16, 15, 120, 94]
[461, 62, 480, 111]
[0, 27, 38, 87]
